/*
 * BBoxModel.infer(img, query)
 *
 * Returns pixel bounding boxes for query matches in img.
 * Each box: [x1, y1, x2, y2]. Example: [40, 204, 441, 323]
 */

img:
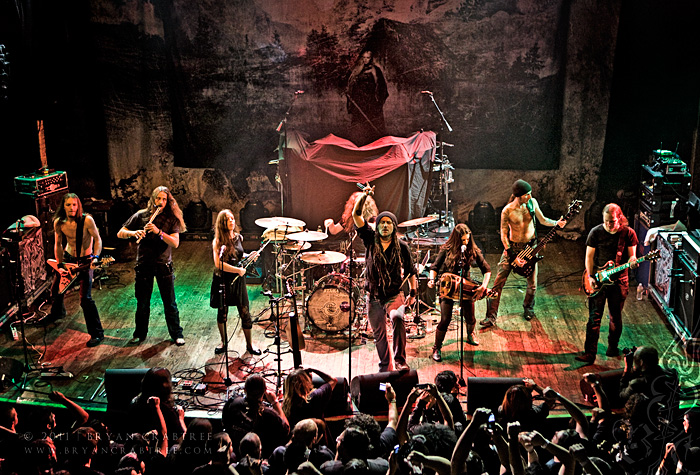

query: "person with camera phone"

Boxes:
[397, 384, 455, 444]
[619, 346, 679, 413]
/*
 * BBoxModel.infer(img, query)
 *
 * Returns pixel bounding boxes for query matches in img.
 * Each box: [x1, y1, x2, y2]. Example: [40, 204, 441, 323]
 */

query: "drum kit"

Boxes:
[254, 216, 366, 334]
[253, 211, 449, 337]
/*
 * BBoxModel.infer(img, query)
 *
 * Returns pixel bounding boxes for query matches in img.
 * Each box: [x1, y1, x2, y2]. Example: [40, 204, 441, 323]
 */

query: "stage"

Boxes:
[0, 238, 696, 420]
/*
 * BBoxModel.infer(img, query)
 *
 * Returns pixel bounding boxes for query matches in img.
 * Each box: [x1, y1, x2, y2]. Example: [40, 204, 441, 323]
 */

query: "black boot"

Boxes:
[432, 329, 447, 362]
[466, 324, 479, 346]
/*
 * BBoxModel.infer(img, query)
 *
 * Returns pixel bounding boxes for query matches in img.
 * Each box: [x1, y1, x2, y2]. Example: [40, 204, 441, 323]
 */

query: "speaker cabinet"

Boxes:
[350, 370, 419, 415]
[652, 232, 683, 306]
[675, 253, 700, 336]
[466, 377, 523, 414]
[17, 227, 47, 299]
[104, 368, 149, 415]
[311, 375, 351, 417]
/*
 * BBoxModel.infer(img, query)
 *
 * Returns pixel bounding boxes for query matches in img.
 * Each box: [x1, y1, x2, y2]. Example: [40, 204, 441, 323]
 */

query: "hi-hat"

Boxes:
[300, 251, 346, 265]
[287, 231, 328, 242]
[262, 226, 302, 241]
[255, 216, 306, 229]
[283, 241, 312, 251]
[398, 216, 438, 227]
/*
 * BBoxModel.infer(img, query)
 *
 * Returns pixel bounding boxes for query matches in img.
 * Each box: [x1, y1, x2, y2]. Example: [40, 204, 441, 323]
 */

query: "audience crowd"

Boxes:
[0, 345, 695, 475]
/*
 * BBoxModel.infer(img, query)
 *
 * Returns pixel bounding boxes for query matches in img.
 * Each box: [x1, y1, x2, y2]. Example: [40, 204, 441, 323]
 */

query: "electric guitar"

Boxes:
[582, 249, 660, 297]
[48, 256, 115, 295]
[510, 199, 583, 277]
[231, 239, 271, 283]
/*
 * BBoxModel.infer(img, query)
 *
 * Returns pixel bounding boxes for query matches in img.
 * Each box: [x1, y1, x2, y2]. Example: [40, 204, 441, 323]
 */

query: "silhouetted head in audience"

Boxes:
[345, 414, 382, 458]
[412, 423, 458, 461]
[336, 427, 370, 462]
[291, 419, 319, 447]
[240, 432, 262, 459]
[282, 369, 314, 417]
[684, 408, 700, 435]
[27, 439, 58, 474]
[139, 367, 174, 406]
[244, 374, 267, 407]
[344, 458, 370, 475]
[67, 427, 99, 466]
[209, 432, 234, 465]
[435, 370, 458, 394]
[500, 385, 533, 421]
[118, 452, 145, 475]
[633, 346, 660, 373]
[0, 405, 18, 431]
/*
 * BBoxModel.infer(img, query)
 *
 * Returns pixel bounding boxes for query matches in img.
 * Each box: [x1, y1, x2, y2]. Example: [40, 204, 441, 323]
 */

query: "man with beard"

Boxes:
[353, 186, 417, 372]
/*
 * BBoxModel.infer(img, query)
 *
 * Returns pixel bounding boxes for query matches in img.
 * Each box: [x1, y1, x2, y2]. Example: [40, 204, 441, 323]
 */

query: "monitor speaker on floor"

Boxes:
[311, 375, 351, 417]
[350, 370, 418, 415]
[104, 368, 150, 416]
[466, 377, 523, 414]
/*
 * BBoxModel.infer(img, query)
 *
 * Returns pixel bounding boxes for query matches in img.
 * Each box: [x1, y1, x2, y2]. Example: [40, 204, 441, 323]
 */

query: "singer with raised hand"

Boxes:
[118, 186, 187, 346]
[353, 184, 417, 372]
[210, 209, 261, 356]
[427, 224, 491, 361]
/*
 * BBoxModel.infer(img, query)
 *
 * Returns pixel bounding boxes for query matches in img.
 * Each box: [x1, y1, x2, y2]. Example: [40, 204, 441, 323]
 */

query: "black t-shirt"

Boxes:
[122, 210, 181, 265]
[357, 223, 415, 301]
[586, 224, 638, 280]
[429, 247, 491, 279]
[221, 396, 290, 459]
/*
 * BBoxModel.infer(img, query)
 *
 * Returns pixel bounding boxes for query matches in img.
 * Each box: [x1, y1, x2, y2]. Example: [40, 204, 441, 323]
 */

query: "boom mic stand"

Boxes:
[217, 251, 233, 387]
[10, 219, 33, 391]
[273, 91, 303, 216]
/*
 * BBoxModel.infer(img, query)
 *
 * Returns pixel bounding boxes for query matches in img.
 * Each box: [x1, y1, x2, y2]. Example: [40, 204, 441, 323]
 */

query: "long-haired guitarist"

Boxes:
[575, 203, 638, 364]
[353, 186, 417, 373]
[481, 179, 567, 327]
[117, 186, 187, 346]
[210, 209, 261, 356]
[48, 193, 104, 347]
[427, 223, 491, 361]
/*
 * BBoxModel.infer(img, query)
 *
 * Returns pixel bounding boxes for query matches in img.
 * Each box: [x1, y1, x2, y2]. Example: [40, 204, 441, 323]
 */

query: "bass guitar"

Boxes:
[510, 199, 583, 277]
[438, 273, 499, 301]
[581, 249, 660, 297]
[48, 256, 115, 295]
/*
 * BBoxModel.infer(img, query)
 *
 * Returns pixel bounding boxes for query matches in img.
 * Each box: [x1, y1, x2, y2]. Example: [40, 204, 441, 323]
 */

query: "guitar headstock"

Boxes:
[645, 249, 661, 261]
[564, 200, 583, 220]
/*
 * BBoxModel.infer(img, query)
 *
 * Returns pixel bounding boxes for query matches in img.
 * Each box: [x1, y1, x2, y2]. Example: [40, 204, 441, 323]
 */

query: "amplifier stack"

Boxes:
[639, 150, 690, 228]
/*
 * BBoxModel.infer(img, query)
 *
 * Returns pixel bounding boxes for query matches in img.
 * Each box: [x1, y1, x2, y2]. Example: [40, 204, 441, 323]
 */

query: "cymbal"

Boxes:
[398, 216, 438, 227]
[300, 251, 346, 265]
[262, 226, 303, 241]
[411, 237, 447, 247]
[287, 231, 328, 242]
[255, 216, 306, 229]
[283, 241, 311, 251]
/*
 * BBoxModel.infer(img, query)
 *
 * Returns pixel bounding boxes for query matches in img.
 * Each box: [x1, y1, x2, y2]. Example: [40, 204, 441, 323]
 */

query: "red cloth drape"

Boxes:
[281, 131, 435, 230]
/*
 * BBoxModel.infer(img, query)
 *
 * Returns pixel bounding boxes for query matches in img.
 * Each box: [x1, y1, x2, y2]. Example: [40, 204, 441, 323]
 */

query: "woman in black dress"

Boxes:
[210, 209, 261, 355]
[427, 223, 491, 361]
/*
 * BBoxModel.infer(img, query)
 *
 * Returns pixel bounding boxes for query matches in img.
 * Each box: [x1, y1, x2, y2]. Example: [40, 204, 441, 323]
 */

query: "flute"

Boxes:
[136, 206, 162, 243]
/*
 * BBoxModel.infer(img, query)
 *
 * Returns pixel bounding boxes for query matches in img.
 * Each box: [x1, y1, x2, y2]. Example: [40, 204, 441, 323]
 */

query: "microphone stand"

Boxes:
[274, 92, 303, 215]
[458, 247, 466, 386]
[218, 248, 233, 387]
[424, 93, 453, 133]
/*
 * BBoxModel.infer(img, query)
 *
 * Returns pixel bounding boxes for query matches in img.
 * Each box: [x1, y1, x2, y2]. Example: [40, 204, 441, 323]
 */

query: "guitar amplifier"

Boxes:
[14, 171, 68, 197]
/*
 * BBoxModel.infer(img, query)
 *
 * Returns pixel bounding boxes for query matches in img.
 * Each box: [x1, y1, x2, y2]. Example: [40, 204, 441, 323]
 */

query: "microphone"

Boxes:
[295, 90, 305, 94]
[219, 245, 226, 259]
[461, 244, 467, 254]
[421, 90, 433, 95]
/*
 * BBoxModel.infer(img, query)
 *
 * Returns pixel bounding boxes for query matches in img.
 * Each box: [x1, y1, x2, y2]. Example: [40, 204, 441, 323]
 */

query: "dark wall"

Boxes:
[598, 0, 700, 202]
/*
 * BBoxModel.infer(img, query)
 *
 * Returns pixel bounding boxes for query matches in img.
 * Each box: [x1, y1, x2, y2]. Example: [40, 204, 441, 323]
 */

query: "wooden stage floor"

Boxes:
[1, 238, 698, 417]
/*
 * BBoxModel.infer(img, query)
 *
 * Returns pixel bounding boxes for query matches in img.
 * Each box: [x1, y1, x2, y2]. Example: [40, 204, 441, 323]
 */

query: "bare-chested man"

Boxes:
[480, 180, 566, 327]
[48, 193, 104, 347]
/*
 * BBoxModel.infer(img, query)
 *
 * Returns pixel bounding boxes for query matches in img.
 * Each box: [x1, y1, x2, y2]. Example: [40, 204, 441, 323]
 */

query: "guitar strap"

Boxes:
[615, 227, 627, 266]
[75, 214, 85, 261]
[526, 199, 537, 240]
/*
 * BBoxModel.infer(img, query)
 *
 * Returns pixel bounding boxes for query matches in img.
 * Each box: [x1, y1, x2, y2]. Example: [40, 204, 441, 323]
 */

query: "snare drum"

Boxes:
[306, 273, 360, 332]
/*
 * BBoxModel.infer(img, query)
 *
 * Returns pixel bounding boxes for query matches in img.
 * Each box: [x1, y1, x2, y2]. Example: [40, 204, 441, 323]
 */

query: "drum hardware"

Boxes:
[255, 216, 306, 293]
[287, 230, 328, 242]
[299, 250, 346, 265]
[306, 273, 362, 333]
[261, 288, 299, 391]
[255, 216, 306, 229]
[397, 215, 439, 228]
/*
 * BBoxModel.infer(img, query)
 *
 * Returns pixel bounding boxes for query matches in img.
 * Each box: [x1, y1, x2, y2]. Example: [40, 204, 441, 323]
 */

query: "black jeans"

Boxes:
[50, 253, 104, 339]
[134, 262, 183, 340]
[584, 281, 628, 356]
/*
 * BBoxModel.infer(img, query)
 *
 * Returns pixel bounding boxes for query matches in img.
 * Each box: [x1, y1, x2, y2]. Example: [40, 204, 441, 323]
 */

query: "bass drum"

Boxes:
[306, 273, 360, 332]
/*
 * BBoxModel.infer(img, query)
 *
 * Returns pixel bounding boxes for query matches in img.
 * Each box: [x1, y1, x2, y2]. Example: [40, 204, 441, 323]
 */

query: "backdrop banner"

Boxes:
[281, 131, 435, 230]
